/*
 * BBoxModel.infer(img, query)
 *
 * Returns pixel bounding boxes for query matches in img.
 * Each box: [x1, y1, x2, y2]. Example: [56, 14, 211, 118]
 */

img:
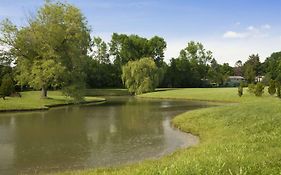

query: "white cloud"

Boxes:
[247, 26, 256, 31]
[223, 24, 272, 39]
[261, 24, 271, 29]
[205, 37, 281, 65]
[223, 31, 247, 39]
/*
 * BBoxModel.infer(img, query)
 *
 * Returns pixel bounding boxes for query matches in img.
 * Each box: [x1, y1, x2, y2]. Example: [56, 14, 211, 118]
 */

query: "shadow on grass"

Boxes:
[155, 88, 179, 92]
[85, 89, 130, 96]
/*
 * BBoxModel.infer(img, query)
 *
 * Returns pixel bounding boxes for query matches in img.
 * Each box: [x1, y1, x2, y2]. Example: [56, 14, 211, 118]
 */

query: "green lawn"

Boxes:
[140, 87, 267, 102]
[53, 87, 281, 175]
[0, 91, 105, 111]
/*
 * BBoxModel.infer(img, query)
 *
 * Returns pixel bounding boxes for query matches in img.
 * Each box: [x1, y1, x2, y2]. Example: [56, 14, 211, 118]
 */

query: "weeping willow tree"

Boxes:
[122, 57, 160, 95]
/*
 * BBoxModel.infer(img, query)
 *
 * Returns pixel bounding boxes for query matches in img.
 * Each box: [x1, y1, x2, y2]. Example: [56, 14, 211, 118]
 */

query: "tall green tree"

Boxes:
[163, 41, 212, 87]
[91, 37, 109, 64]
[242, 54, 261, 82]
[85, 58, 122, 88]
[108, 33, 166, 88]
[122, 57, 160, 95]
[109, 33, 166, 66]
[263, 52, 281, 80]
[244, 64, 256, 83]
[0, 1, 91, 99]
[244, 54, 262, 74]
[148, 36, 167, 67]
[179, 41, 213, 80]
[207, 59, 228, 86]
[234, 60, 243, 76]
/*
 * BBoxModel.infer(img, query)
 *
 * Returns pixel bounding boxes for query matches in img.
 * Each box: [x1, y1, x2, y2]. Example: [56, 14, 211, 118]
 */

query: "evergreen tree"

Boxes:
[268, 79, 276, 95]
[238, 81, 243, 97]
[0, 74, 15, 100]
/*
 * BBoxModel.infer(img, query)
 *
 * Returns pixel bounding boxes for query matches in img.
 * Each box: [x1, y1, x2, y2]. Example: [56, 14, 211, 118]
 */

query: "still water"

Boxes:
[0, 97, 208, 175]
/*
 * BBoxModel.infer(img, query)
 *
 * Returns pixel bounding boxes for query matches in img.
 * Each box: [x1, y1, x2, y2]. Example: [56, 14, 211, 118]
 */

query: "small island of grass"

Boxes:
[0, 91, 105, 112]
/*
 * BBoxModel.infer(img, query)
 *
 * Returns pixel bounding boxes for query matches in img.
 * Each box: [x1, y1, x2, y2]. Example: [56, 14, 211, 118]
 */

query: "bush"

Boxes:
[276, 81, 281, 98]
[268, 79, 276, 95]
[63, 83, 85, 103]
[247, 84, 255, 94]
[254, 82, 265, 97]
[0, 74, 15, 100]
[238, 81, 243, 97]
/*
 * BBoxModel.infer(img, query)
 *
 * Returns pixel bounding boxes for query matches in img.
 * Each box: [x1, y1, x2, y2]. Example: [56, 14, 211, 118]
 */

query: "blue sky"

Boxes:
[1, 0, 281, 65]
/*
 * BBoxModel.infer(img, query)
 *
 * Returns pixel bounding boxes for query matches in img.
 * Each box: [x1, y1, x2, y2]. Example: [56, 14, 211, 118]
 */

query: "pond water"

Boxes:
[0, 96, 208, 175]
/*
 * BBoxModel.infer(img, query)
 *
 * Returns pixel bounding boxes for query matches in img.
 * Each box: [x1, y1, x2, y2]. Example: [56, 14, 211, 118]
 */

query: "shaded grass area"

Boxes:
[53, 88, 281, 175]
[0, 91, 105, 111]
[85, 89, 130, 96]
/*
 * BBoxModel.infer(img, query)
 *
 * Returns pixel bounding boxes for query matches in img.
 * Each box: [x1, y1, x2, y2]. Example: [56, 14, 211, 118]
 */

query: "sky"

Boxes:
[1, 0, 281, 66]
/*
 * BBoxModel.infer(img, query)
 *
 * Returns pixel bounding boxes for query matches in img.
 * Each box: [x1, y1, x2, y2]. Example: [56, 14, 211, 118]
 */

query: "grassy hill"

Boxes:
[54, 88, 281, 175]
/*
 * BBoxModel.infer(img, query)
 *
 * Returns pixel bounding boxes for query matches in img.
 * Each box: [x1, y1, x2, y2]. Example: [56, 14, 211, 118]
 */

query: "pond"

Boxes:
[0, 96, 209, 175]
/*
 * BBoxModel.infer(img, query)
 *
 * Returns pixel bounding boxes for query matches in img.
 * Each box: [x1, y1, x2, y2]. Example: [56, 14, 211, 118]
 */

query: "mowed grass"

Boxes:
[140, 87, 266, 102]
[53, 87, 281, 175]
[0, 91, 105, 111]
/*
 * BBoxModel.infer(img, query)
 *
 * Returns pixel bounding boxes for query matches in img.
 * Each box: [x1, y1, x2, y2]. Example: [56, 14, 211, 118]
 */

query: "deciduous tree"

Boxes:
[122, 57, 159, 95]
[0, 1, 91, 99]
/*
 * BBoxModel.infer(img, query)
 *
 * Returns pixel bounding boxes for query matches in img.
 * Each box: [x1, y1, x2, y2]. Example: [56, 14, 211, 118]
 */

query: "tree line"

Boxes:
[1, 1, 281, 98]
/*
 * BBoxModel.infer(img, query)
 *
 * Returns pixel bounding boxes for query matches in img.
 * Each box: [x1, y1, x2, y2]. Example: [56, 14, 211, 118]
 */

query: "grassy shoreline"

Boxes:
[52, 88, 281, 175]
[0, 91, 105, 112]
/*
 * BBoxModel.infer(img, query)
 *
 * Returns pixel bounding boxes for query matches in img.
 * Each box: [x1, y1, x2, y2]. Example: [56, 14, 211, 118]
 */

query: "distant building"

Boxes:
[255, 76, 265, 82]
[226, 76, 245, 87]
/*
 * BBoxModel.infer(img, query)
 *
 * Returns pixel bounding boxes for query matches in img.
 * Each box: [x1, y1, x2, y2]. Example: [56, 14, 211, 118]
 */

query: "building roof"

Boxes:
[229, 76, 245, 79]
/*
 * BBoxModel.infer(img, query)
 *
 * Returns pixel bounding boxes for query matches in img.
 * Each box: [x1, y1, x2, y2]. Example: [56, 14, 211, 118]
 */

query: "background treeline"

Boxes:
[83, 34, 281, 89]
[85, 34, 166, 88]
[1, 32, 281, 90]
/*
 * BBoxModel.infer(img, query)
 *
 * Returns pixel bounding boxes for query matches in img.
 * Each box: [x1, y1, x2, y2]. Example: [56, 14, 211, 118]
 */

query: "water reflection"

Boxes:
[0, 97, 208, 174]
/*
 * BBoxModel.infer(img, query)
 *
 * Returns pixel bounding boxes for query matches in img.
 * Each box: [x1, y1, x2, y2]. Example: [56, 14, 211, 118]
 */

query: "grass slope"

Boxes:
[54, 88, 281, 175]
[0, 91, 105, 111]
[140, 88, 258, 102]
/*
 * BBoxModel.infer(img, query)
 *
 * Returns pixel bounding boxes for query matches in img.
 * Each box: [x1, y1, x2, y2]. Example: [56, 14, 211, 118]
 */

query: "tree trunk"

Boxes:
[41, 86, 48, 98]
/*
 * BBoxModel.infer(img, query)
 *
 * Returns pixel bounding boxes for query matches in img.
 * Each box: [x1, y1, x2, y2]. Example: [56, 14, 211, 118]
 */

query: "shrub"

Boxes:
[238, 81, 243, 97]
[268, 79, 276, 95]
[62, 83, 85, 103]
[0, 74, 15, 100]
[254, 82, 265, 97]
[247, 84, 255, 94]
[276, 81, 281, 98]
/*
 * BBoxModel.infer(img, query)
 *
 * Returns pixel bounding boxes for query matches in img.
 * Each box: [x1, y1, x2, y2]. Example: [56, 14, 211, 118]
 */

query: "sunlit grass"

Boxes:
[0, 91, 105, 111]
[140, 87, 271, 102]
